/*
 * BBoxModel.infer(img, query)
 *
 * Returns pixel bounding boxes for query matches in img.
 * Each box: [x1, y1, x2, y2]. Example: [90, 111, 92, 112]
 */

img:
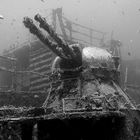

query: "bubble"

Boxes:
[113, 1, 117, 4]
[128, 52, 131, 56]
[41, 0, 45, 2]
[137, 29, 140, 33]
[77, 0, 80, 3]
[121, 11, 125, 15]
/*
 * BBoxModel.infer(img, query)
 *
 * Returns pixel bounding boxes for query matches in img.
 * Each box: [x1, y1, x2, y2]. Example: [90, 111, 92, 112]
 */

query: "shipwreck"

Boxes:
[0, 8, 139, 140]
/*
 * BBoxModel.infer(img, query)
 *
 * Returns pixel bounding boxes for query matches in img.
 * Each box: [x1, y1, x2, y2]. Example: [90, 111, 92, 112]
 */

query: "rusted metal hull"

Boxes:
[0, 108, 139, 140]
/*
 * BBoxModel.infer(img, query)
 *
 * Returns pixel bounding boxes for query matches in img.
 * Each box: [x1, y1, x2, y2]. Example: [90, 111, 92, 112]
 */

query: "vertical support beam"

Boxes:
[56, 8, 68, 41]
[100, 33, 105, 46]
[11, 59, 17, 91]
[69, 23, 72, 41]
[65, 19, 72, 41]
[21, 121, 33, 140]
[118, 44, 124, 88]
[124, 67, 128, 91]
[38, 120, 50, 140]
[90, 29, 93, 45]
[78, 77, 82, 97]
[52, 9, 56, 31]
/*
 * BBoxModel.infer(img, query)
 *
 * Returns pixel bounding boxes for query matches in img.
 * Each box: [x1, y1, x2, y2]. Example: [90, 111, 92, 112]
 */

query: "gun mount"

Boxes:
[23, 14, 129, 106]
[24, 15, 79, 59]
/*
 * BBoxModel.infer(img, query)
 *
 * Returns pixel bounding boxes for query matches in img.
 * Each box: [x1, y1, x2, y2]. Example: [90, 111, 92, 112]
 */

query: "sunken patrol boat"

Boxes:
[0, 13, 139, 140]
[22, 14, 140, 140]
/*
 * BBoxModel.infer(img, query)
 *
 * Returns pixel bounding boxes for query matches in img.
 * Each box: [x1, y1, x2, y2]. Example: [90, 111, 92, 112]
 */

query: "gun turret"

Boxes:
[34, 14, 76, 59]
[23, 15, 80, 60]
[23, 17, 64, 59]
[23, 14, 82, 71]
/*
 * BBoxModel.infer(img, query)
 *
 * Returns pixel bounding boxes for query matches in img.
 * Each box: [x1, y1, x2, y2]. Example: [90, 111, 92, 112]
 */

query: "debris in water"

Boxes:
[122, 11, 125, 15]
[77, 0, 80, 3]
[128, 52, 131, 56]
[113, 1, 117, 4]
[137, 29, 140, 33]
[0, 15, 4, 19]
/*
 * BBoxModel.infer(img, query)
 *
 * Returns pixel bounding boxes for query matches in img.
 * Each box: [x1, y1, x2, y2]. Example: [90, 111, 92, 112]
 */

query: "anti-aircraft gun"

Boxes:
[22, 14, 140, 140]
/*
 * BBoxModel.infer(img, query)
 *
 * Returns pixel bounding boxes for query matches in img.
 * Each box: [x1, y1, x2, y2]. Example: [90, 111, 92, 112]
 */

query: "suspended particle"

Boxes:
[0, 15, 4, 19]
[121, 11, 125, 15]
[77, 0, 80, 3]
[11, 22, 14, 26]
[75, 18, 78, 21]
[34, 95, 39, 98]
[113, 1, 116, 4]
[137, 29, 140, 33]
[128, 52, 131, 56]
[12, 19, 16, 22]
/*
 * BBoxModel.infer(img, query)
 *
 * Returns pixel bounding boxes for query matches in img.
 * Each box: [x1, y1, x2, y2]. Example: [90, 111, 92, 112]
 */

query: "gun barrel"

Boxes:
[34, 14, 75, 59]
[23, 17, 67, 59]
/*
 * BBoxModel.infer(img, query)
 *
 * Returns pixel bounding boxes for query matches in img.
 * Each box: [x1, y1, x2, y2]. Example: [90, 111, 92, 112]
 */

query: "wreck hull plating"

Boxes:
[0, 109, 139, 140]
